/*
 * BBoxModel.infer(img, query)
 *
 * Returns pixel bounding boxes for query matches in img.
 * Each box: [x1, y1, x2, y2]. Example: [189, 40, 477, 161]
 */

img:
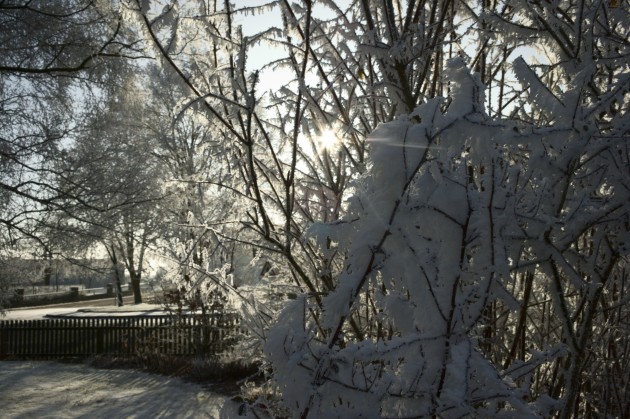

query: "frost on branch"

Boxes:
[266, 64, 550, 417]
[266, 51, 629, 416]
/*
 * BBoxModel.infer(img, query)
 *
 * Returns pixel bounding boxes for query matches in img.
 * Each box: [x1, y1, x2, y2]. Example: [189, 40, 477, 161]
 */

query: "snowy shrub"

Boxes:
[265, 55, 629, 417]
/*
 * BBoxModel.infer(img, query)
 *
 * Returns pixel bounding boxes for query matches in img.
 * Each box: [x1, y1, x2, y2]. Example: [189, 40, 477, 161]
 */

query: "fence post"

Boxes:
[0, 327, 7, 357]
[0, 312, 242, 358]
[97, 327, 104, 354]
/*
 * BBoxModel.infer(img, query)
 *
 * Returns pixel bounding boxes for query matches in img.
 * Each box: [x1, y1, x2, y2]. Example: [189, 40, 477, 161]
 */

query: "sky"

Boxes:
[235, 1, 342, 92]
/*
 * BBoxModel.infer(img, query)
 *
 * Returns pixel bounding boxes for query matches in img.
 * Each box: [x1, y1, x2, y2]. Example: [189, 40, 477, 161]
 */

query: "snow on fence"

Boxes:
[0, 313, 242, 358]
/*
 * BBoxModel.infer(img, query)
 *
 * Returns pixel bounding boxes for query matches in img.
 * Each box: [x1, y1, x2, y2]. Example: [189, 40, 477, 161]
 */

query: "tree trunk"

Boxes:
[107, 245, 124, 307]
[130, 272, 142, 304]
[42, 249, 52, 286]
[113, 265, 124, 307]
[124, 227, 144, 304]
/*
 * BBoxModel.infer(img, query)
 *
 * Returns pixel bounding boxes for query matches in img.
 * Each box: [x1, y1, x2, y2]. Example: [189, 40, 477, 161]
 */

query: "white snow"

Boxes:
[0, 360, 238, 419]
[3, 304, 184, 320]
[1, 305, 245, 418]
[2, 308, 84, 320]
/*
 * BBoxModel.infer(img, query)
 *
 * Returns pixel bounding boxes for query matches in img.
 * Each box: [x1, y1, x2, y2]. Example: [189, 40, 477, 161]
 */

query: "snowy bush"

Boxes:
[265, 55, 629, 417]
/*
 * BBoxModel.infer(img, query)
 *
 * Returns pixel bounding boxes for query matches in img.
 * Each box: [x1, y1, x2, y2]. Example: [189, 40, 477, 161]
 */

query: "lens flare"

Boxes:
[316, 128, 340, 151]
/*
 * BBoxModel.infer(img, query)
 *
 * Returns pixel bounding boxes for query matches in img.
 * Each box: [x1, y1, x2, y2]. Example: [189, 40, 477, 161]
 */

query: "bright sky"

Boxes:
[234, 1, 343, 93]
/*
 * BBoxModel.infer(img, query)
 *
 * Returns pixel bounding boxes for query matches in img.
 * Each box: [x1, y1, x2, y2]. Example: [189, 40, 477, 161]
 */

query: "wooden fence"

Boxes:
[0, 313, 242, 359]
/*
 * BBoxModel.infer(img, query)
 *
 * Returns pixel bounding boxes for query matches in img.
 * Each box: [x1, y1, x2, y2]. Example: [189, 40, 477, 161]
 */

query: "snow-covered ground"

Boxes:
[0, 360, 238, 418]
[1, 305, 243, 418]
[2, 303, 173, 320]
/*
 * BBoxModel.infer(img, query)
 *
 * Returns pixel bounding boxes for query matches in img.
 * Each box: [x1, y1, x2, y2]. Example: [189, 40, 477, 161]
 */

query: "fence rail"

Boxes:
[0, 314, 241, 359]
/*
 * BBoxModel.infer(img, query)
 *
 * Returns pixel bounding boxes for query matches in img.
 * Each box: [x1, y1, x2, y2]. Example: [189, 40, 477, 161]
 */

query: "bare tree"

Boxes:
[0, 1, 146, 309]
[58, 64, 167, 305]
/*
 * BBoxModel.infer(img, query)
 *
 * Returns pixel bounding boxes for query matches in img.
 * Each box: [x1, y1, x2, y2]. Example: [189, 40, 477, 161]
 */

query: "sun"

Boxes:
[315, 128, 341, 151]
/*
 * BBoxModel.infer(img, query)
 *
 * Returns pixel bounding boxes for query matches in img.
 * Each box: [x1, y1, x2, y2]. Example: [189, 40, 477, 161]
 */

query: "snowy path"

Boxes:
[0, 361, 235, 418]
